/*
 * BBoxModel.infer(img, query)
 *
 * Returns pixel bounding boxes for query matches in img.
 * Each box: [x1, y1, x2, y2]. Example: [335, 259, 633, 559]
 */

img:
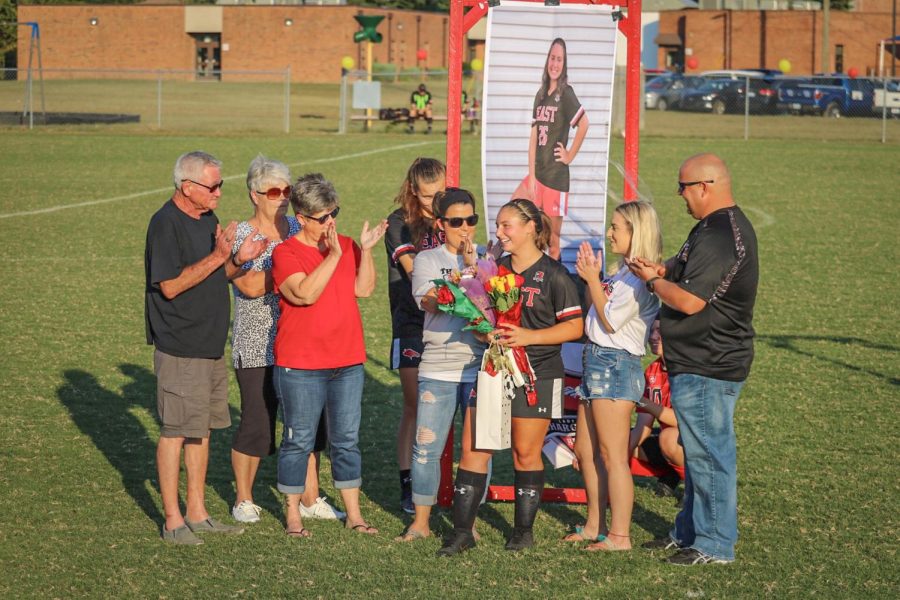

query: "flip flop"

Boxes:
[584, 536, 629, 552]
[562, 525, 606, 543]
[286, 527, 311, 538]
[348, 523, 379, 535]
[394, 528, 430, 543]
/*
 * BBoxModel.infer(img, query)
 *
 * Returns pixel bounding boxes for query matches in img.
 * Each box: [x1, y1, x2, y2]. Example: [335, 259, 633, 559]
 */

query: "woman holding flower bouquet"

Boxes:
[570, 201, 662, 551]
[439, 198, 584, 556]
[394, 188, 488, 543]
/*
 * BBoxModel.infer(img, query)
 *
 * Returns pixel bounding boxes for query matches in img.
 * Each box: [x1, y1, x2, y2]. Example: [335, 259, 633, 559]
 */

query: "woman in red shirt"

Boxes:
[271, 173, 387, 538]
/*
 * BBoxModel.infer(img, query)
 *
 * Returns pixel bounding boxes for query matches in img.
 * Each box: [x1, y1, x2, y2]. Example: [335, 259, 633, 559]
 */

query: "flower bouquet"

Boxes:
[431, 268, 495, 334]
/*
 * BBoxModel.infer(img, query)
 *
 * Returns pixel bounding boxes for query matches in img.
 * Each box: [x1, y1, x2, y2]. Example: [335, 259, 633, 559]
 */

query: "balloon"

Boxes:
[686, 57, 699, 70]
[778, 58, 791, 74]
[470, 58, 484, 72]
[341, 56, 355, 70]
[416, 49, 428, 61]
[847, 67, 859, 78]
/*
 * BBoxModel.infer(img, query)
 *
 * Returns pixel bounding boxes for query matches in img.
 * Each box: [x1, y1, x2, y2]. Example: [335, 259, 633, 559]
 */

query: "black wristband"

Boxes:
[231, 254, 243, 268]
[646, 276, 662, 293]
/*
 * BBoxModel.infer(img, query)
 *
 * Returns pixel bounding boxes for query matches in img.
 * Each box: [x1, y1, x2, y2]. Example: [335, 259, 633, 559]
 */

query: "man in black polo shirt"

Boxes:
[145, 151, 266, 544]
[629, 153, 758, 566]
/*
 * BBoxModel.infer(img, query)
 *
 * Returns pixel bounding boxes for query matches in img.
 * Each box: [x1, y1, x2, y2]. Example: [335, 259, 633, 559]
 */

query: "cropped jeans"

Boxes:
[410, 377, 475, 506]
[274, 364, 364, 494]
[669, 373, 745, 561]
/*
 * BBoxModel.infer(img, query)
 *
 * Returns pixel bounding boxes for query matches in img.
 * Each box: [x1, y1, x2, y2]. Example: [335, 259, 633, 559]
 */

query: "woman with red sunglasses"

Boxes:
[228, 156, 342, 525]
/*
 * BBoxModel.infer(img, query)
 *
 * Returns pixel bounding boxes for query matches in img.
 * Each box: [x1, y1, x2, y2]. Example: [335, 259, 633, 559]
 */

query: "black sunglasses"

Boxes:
[441, 214, 479, 228]
[677, 180, 714, 193]
[256, 185, 292, 201]
[302, 206, 340, 224]
[183, 178, 224, 193]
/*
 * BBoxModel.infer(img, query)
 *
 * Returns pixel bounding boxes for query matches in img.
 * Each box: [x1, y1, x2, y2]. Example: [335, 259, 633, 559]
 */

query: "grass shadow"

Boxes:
[758, 334, 900, 386]
[57, 365, 162, 525]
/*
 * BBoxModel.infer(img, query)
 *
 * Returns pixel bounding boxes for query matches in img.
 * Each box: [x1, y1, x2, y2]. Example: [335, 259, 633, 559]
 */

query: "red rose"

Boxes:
[436, 285, 455, 305]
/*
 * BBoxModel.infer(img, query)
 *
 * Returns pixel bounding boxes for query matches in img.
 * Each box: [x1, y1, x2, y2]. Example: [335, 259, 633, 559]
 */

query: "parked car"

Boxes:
[646, 76, 707, 111]
[701, 69, 782, 82]
[873, 79, 900, 117]
[679, 79, 782, 114]
[777, 74, 876, 118]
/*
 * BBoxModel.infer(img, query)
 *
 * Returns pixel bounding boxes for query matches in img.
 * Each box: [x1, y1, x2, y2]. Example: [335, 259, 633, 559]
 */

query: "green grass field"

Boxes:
[0, 123, 898, 598]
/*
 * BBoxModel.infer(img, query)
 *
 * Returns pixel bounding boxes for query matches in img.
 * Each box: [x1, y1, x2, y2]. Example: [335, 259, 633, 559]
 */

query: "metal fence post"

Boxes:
[284, 66, 291, 134]
[157, 71, 162, 129]
[744, 75, 750, 141]
[338, 73, 347, 134]
[882, 76, 888, 144]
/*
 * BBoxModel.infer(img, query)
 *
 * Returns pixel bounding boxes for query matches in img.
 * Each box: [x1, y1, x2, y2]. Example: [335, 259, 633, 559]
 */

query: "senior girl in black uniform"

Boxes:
[439, 198, 583, 556]
[384, 158, 446, 513]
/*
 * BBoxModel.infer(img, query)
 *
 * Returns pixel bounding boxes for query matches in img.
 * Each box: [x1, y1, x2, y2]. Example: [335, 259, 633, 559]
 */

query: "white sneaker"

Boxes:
[232, 500, 262, 523]
[299, 496, 346, 520]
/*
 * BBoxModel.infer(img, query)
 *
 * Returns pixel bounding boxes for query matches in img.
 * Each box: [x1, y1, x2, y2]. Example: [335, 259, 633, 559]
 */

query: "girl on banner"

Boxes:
[438, 199, 583, 556]
[511, 37, 589, 261]
[395, 188, 487, 543]
[384, 158, 447, 514]
[570, 201, 662, 551]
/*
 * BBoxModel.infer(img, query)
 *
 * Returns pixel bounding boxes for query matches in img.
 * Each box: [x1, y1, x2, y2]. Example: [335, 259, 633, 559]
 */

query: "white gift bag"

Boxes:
[475, 355, 512, 450]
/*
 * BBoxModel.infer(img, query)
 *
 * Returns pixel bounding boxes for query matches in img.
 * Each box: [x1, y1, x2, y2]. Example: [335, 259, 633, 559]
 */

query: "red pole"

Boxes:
[619, 0, 642, 201]
[447, 0, 464, 186]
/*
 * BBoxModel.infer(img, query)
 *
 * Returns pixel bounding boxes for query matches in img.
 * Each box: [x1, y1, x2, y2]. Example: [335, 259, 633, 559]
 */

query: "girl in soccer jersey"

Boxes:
[511, 38, 589, 261]
[438, 199, 584, 556]
[384, 158, 446, 514]
[569, 201, 662, 551]
[395, 188, 487, 543]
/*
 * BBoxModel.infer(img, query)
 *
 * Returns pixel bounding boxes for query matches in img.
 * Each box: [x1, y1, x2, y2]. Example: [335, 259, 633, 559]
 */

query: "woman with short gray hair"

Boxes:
[271, 172, 388, 538]
[229, 157, 344, 525]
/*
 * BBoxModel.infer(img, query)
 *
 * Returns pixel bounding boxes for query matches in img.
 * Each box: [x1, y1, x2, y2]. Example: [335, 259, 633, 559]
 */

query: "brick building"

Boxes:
[16, 4, 459, 82]
[656, 3, 897, 76]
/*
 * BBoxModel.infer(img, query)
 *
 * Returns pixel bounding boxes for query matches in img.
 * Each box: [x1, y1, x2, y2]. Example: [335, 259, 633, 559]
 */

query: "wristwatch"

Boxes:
[646, 276, 662, 292]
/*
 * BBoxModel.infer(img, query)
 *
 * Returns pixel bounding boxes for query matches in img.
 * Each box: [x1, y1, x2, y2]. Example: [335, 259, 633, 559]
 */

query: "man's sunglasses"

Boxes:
[440, 214, 479, 228]
[677, 180, 714, 193]
[182, 179, 224, 193]
[256, 186, 292, 201]
[302, 207, 340, 224]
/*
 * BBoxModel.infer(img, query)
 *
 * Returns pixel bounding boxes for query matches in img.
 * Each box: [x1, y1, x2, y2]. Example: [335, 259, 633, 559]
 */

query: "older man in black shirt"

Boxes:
[629, 153, 758, 565]
[145, 151, 266, 544]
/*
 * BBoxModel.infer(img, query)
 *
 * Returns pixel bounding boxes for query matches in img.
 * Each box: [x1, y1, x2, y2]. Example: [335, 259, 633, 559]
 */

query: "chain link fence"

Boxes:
[0, 67, 292, 132]
[641, 74, 900, 144]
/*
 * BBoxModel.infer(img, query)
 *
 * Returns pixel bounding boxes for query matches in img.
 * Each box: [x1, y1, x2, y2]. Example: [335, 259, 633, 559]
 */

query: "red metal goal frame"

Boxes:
[437, 0, 643, 506]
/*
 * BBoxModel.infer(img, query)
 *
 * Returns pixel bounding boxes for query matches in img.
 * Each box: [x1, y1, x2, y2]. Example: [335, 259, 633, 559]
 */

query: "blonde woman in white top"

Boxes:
[571, 201, 662, 551]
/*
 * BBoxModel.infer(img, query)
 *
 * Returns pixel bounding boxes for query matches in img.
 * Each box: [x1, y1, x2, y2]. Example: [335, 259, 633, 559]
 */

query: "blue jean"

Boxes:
[669, 373, 745, 561]
[274, 364, 364, 494]
[411, 377, 475, 506]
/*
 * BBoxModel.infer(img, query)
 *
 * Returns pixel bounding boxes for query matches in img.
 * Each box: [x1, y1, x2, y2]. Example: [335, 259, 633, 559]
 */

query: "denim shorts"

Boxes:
[579, 343, 644, 403]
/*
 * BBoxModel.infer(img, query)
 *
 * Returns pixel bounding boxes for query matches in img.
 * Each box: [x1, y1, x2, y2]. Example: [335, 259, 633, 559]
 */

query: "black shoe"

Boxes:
[642, 536, 682, 550]
[400, 492, 415, 515]
[655, 474, 681, 497]
[436, 530, 476, 557]
[504, 527, 534, 551]
[666, 547, 732, 566]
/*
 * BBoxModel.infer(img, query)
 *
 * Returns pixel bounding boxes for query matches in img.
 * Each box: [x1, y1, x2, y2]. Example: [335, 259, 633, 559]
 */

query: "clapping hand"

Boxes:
[214, 222, 238, 261]
[359, 219, 388, 251]
[574, 241, 603, 282]
[234, 226, 269, 265]
[626, 256, 665, 282]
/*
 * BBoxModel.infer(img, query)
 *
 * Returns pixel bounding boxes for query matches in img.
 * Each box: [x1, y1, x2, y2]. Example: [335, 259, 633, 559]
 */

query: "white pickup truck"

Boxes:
[874, 80, 900, 117]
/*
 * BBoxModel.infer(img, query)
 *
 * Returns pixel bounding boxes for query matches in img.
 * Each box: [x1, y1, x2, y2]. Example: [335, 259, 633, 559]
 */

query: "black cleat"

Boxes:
[436, 531, 476, 557]
[504, 527, 534, 551]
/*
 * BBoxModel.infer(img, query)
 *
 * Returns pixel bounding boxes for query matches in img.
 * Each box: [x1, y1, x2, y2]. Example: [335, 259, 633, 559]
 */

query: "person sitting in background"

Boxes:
[228, 155, 344, 525]
[408, 83, 434, 134]
[629, 319, 683, 498]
